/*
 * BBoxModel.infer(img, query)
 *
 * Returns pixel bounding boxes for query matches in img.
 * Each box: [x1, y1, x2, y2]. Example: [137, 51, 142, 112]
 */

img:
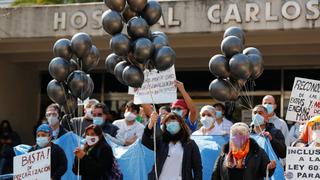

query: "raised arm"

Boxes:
[175, 80, 197, 123]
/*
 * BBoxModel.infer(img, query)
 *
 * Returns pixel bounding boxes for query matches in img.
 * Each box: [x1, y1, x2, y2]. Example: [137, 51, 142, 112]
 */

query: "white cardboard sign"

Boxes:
[285, 77, 320, 122]
[129, 66, 177, 104]
[13, 147, 51, 180]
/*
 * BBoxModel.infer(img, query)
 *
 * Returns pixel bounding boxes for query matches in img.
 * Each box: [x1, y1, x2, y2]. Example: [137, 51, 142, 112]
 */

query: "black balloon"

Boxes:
[151, 31, 168, 41]
[122, 5, 138, 23]
[69, 59, 80, 74]
[229, 54, 251, 80]
[71, 33, 92, 58]
[243, 47, 262, 57]
[67, 70, 91, 100]
[133, 38, 154, 64]
[221, 36, 243, 58]
[153, 46, 176, 71]
[229, 77, 246, 89]
[81, 76, 94, 100]
[142, 1, 162, 25]
[110, 33, 131, 56]
[152, 35, 168, 50]
[49, 57, 70, 82]
[209, 79, 231, 102]
[105, 53, 124, 74]
[248, 54, 264, 79]
[53, 39, 73, 60]
[223, 26, 245, 45]
[127, 17, 149, 39]
[114, 61, 130, 85]
[102, 10, 123, 36]
[229, 85, 240, 101]
[127, 0, 147, 12]
[47, 79, 67, 105]
[122, 65, 144, 87]
[209, 54, 230, 79]
[80, 45, 100, 72]
[62, 93, 77, 115]
[104, 0, 126, 12]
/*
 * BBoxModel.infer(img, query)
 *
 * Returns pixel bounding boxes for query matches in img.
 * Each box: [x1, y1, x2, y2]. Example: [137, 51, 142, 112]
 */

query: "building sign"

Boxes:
[0, 0, 319, 38]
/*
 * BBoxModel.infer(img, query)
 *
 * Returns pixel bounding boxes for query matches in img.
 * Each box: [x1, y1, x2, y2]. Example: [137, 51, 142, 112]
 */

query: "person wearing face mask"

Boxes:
[142, 112, 202, 180]
[170, 80, 198, 133]
[91, 103, 119, 138]
[192, 105, 217, 135]
[296, 115, 320, 147]
[73, 124, 115, 179]
[63, 99, 99, 136]
[29, 124, 67, 180]
[250, 105, 286, 159]
[45, 104, 68, 140]
[213, 103, 233, 134]
[262, 95, 289, 146]
[212, 122, 276, 180]
[113, 101, 145, 146]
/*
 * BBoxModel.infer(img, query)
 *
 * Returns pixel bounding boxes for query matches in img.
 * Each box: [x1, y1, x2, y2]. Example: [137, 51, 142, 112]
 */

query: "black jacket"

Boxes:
[72, 141, 114, 180]
[57, 125, 68, 139]
[142, 126, 202, 180]
[212, 138, 274, 180]
[102, 122, 119, 137]
[251, 123, 287, 158]
[29, 143, 67, 180]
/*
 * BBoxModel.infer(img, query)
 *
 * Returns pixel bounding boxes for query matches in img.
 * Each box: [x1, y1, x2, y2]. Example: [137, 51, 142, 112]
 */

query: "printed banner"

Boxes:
[286, 77, 320, 122]
[286, 147, 320, 180]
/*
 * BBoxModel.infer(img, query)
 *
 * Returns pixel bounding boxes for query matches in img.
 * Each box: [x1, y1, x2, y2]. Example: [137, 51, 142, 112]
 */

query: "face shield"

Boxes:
[299, 116, 320, 145]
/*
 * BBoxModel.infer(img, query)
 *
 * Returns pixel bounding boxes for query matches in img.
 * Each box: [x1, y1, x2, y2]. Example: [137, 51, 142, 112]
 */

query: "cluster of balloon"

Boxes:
[47, 33, 99, 115]
[102, 0, 176, 88]
[208, 27, 264, 102]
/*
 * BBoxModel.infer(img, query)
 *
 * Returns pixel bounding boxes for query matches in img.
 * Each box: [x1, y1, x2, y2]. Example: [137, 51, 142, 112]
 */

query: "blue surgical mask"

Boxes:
[216, 111, 223, 118]
[252, 114, 265, 126]
[36, 137, 49, 148]
[93, 117, 104, 126]
[166, 121, 181, 135]
[172, 110, 183, 118]
[263, 104, 274, 114]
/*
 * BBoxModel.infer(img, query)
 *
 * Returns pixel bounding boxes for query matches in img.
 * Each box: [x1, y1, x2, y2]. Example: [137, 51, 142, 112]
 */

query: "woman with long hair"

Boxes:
[73, 124, 114, 180]
[142, 112, 202, 180]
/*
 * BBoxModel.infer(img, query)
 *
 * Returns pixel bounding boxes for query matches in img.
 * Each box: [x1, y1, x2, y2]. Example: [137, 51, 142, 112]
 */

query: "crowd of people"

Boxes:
[1, 80, 320, 180]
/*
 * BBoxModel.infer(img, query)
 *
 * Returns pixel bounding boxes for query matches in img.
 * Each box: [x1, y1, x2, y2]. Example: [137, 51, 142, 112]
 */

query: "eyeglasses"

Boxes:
[171, 107, 183, 111]
[45, 112, 58, 118]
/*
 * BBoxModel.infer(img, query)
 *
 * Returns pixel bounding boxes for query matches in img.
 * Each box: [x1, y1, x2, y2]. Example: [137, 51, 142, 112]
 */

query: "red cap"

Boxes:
[171, 99, 188, 109]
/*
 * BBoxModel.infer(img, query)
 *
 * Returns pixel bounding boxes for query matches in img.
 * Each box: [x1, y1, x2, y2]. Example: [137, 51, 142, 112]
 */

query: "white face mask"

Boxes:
[200, 116, 214, 129]
[85, 109, 93, 119]
[47, 116, 59, 126]
[312, 130, 320, 144]
[85, 136, 99, 146]
[124, 112, 137, 121]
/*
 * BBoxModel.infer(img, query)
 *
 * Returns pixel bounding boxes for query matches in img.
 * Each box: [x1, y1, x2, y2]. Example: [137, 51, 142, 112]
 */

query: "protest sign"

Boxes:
[286, 77, 320, 122]
[13, 147, 51, 180]
[285, 147, 320, 180]
[129, 66, 177, 104]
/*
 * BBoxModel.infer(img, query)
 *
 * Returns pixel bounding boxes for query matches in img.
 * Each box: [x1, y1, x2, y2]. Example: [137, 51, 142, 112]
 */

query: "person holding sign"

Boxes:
[29, 124, 67, 180]
[251, 105, 287, 159]
[212, 122, 276, 180]
[170, 80, 198, 133]
[73, 124, 115, 179]
[143, 112, 202, 180]
[297, 115, 320, 147]
[192, 105, 220, 135]
[262, 95, 289, 146]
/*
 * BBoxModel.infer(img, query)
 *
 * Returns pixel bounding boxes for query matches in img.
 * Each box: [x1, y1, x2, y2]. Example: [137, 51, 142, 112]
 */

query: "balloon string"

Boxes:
[144, 62, 159, 180]
[227, 80, 251, 109]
